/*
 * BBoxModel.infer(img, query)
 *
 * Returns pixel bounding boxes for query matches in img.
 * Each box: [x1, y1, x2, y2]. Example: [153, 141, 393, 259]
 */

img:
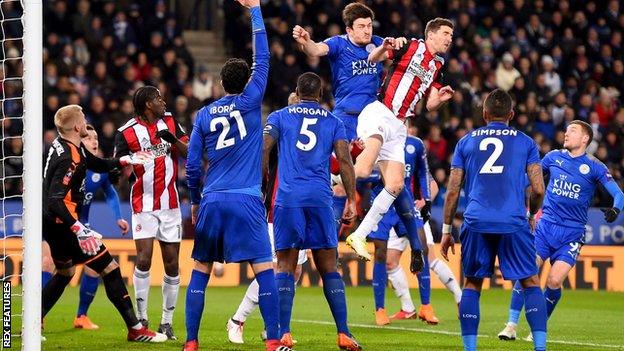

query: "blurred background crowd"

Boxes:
[23, 0, 624, 208]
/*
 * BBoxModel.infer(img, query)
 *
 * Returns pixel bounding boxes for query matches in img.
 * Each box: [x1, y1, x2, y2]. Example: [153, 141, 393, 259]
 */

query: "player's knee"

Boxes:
[386, 182, 404, 196]
[56, 266, 75, 278]
[374, 246, 387, 264]
[546, 275, 564, 289]
[42, 255, 55, 273]
[85, 251, 115, 275]
[163, 260, 179, 277]
[100, 260, 120, 276]
[355, 163, 373, 179]
[135, 256, 152, 271]
[386, 260, 398, 271]
[520, 274, 540, 288]
[84, 266, 99, 278]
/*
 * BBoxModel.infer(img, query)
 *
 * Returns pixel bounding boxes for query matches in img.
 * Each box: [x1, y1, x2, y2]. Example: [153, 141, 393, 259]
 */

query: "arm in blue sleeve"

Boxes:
[604, 181, 624, 211]
[187, 118, 206, 205]
[103, 177, 123, 220]
[238, 6, 269, 111]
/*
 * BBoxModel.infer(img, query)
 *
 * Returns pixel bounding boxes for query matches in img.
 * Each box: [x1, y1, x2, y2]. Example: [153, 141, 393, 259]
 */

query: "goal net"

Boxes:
[0, 0, 41, 350]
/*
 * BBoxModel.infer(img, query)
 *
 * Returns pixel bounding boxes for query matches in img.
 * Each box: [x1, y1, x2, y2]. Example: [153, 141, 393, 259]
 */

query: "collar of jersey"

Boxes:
[487, 121, 508, 127]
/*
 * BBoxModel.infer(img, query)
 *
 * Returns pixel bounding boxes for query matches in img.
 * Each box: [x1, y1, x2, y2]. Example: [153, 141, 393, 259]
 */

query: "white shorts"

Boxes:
[357, 100, 407, 163]
[132, 208, 182, 243]
[268, 223, 308, 265]
[387, 221, 434, 252]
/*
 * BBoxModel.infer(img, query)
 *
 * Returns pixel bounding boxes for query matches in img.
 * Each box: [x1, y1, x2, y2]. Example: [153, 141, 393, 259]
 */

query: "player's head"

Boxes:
[483, 89, 514, 123]
[54, 104, 89, 138]
[342, 2, 374, 45]
[220, 58, 250, 94]
[81, 124, 99, 153]
[564, 120, 593, 152]
[424, 18, 454, 54]
[295, 72, 322, 102]
[133, 85, 166, 119]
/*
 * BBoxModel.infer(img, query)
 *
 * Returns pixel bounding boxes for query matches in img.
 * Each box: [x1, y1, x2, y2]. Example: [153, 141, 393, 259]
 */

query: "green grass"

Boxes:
[10, 286, 624, 350]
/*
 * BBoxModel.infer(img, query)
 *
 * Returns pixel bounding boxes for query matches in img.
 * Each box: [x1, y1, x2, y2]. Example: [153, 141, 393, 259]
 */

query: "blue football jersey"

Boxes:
[451, 122, 540, 233]
[186, 25, 269, 201]
[324, 35, 384, 115]
[265, 101, 347, 207]
[540, 150, 614, 228]
[80, 170, 122, 224]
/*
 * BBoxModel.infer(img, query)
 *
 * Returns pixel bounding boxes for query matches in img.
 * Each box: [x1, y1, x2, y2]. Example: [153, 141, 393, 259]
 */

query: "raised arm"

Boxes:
[238, 1, 269, 109]
[293, 25, 330, 57]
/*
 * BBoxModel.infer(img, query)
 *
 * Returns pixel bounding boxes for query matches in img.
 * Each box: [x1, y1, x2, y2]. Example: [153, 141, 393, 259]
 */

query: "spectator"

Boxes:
[495, 52, 520, 91]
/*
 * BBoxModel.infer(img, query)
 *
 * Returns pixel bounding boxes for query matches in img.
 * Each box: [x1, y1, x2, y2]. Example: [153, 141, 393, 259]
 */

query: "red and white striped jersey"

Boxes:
[114, 112, 189, 213]
[378, 39, 444, 120]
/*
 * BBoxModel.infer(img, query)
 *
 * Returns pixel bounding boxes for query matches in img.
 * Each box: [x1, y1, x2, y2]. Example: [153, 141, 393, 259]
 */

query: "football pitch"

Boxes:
[13, 286, 624, 350]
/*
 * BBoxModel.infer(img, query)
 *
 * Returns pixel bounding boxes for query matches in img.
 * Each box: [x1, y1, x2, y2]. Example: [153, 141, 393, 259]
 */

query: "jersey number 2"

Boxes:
[296, 118, 318, 151]
[211, 111, 247, 150]
[479, 137, 504, 174]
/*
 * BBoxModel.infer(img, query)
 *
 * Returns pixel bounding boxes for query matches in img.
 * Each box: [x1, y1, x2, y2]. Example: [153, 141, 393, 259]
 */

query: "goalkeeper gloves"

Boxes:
[119, 151, 155, 166]
[156, 129, 178, 144]
[70, 221, 103, 256]
[602, 207, 620, 223]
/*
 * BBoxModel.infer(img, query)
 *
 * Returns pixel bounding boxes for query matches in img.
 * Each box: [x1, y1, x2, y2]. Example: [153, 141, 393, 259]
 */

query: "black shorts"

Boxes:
[43, 220, 108, 268]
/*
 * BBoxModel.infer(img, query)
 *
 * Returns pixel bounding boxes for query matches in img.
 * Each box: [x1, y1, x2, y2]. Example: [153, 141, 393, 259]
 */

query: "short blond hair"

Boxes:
[54, 104, 83, 133]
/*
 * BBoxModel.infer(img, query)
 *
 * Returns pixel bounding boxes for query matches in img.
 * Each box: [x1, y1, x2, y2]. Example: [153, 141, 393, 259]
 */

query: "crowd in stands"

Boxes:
[23, 0, 623, 209]
[225, 0, 624, 207]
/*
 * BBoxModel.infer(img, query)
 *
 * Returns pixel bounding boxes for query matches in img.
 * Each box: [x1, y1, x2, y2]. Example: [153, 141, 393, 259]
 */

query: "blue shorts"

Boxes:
[535, 219, 585, 267]
[273, 206, 337, 250]
[369, 207, 424, 241]
[192, 193, 272, 264]
[460, 224, 538, 281]
[334, 113, 358, 141]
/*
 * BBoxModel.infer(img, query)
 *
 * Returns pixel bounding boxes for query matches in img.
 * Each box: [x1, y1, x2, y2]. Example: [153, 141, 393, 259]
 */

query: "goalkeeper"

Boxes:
[42, 104, 165, 342]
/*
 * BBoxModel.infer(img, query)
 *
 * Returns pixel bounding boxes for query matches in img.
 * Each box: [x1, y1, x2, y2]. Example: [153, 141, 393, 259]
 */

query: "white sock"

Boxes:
[161, 274, 180, 325]
[387, 266, 415, 313]
[133, 268, 150, 320]
[232, 279, 259, 322]
[430, 258, 462, 303]
[353, 188, 396, 239]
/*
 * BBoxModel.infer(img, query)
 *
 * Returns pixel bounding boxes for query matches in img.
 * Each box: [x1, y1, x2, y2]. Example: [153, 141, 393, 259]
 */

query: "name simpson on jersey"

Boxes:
[471, 129, 518, 137]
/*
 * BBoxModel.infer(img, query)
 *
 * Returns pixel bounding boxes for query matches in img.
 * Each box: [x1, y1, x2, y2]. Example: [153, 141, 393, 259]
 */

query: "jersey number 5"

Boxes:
[296, 118, 318, 151]
[211, 111, 248, 150]
[479, 137, 504, 174]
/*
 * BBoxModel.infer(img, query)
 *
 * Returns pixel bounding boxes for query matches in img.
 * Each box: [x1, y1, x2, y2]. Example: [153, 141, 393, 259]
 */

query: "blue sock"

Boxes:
[508, 280, 524, 325]
[77, 274, 99, 316]
[416, 257, 431, 305]
[333, 195, 347, 235]
[459, 288, 480, 351]
[393, 189, 422, 250]
[42, 271, 53, 288]
[256, 269, 280, 341]
[524, 286, 547, 351]
[322, 272, 349, 335]
[185, 270, 210, 342]
[372, 262, 387, 310]
[276, 272, 295, 336]
[544, 287, 561, 319]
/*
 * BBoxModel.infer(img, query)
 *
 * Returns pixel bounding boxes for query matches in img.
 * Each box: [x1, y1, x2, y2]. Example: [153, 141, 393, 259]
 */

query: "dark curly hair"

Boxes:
[220, 58, 250, 94]
[133, 85, 159, 116]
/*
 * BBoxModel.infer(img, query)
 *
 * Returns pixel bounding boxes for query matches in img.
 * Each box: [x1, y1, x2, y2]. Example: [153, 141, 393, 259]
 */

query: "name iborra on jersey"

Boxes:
[210, 103, 236, 115]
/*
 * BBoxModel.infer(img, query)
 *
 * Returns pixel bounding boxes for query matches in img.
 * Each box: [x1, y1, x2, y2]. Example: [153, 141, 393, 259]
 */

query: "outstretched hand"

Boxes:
[235, 0, 260, 9]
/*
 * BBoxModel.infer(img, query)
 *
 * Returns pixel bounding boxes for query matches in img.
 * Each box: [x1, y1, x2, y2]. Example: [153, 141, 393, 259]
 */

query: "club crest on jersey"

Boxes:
[135, 224, 142, 232]
[579, 164, 590, 175]
[406, 144, 416, 154]
[365, 43, 376, 53]
[91, 173, 101, 182]
[62, 163, 77, 185]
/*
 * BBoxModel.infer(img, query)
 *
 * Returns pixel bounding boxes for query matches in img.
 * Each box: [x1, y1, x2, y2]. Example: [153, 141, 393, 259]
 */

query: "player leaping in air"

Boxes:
[183, 1, 290, 350]
[345, 18, 455, 275]
[498, 120, 624, 341]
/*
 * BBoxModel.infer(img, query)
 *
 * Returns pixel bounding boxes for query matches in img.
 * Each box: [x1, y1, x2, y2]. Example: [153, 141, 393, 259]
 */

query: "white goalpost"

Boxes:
[21, 0, 41, 350]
